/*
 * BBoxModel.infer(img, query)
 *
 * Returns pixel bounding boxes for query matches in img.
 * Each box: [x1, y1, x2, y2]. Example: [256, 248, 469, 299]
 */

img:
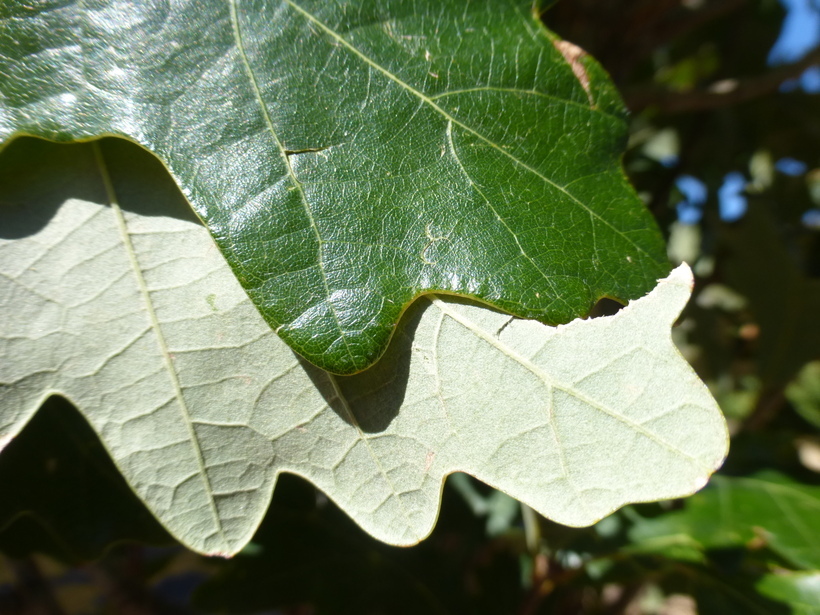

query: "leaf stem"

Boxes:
[521, 503, 542, 556]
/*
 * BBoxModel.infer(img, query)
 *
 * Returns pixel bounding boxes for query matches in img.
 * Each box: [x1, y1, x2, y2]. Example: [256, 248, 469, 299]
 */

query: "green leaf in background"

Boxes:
[756, 572, 820, 615]
[786, 361, 820, 430]
[0, 0, 669, 373]
[651, 566, 792, 615]
[0, 138, 724, 556]
[628, 472, 820, 570]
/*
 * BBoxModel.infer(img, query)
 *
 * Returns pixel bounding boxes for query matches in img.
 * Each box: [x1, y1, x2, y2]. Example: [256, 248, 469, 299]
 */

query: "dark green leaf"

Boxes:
[756, 572, 820, 615]
[628, 473, 820, 570]
[786, 361, 820, 430]
[656, 565, 790, 615]
[0, 0, 668, 373]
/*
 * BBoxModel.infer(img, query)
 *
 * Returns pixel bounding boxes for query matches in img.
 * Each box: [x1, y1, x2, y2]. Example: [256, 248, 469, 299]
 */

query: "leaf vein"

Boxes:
[228, 0, 356, 364]
[282, 0, 653, 264]
[91, 142, 230, 551]
[428, 295, 710, 471]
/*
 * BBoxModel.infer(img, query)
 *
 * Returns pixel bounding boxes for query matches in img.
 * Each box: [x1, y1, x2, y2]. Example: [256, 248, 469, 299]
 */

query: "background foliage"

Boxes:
[2, 0, 820, 613]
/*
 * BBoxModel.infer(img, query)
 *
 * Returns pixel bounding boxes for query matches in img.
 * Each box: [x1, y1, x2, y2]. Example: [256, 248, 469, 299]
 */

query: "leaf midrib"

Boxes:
[228, 0, 356, 365]
[91, 142, 229, 552]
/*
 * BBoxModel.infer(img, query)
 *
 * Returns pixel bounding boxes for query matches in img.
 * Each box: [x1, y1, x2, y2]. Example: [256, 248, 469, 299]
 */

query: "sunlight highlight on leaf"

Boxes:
[0, 0, 669, 373]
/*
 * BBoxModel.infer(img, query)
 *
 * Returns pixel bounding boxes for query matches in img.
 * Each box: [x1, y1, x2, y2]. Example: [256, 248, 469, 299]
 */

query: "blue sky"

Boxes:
[771, 0, 820, 91]
[768, 0, 820, 65]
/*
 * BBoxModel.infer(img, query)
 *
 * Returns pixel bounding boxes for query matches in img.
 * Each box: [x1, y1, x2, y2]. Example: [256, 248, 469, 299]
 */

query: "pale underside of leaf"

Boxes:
[0, 140, 726, 556]
[0, 0, 670, 374]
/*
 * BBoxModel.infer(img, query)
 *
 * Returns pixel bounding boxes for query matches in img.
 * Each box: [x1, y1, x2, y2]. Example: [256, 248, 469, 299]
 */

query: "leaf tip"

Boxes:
[628, 261, 694, 326]
[665, 261, 695, 289]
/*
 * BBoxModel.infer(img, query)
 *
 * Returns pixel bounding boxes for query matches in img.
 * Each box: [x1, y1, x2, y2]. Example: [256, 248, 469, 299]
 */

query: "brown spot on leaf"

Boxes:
[553, 40, 594, 107]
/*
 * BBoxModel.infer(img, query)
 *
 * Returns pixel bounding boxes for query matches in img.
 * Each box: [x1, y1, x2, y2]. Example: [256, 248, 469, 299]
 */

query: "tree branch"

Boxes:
[625, 46, 820, 113]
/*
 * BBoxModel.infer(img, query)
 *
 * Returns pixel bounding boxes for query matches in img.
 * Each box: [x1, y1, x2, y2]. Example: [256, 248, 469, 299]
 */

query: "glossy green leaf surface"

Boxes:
[0, 138, 722, 556]
[0, 0, 668, 373]
[629, 472, 820, 570]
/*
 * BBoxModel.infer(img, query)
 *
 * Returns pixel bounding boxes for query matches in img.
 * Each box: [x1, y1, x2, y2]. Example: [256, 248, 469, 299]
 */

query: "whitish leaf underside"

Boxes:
[0, 140, 726, 555]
